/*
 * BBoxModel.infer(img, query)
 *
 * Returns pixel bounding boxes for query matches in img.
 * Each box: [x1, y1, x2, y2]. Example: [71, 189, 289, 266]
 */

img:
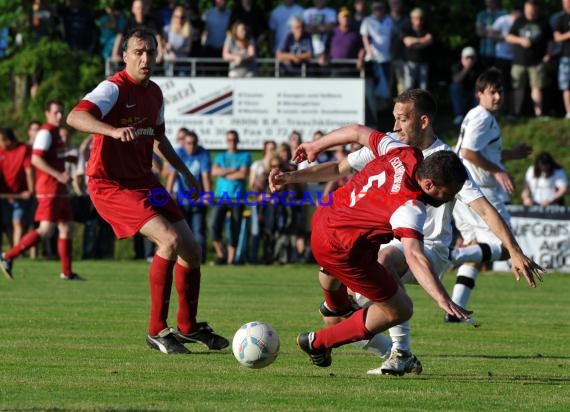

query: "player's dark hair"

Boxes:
[121, 27, 159, 53]
[533, 151, 561, 178]
[394, 89, 437, 121]
[417, 151, 467, 189]
[44, 100, 64, 112]
[476, 67, 504, 93]
[0, 127, 16, 142]
[186, 130, 199, 142]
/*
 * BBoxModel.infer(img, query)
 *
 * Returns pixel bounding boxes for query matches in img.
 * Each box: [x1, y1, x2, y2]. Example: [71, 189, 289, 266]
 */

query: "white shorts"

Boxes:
[353, 239, 452, 307]
[452, 187, 511, 245]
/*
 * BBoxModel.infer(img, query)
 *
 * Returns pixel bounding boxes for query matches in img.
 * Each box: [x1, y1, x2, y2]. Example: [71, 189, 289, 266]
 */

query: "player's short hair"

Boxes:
[476, 67, 504, 93]
[186, 130, 199, 142]
[394, 89, 437, 121]
[44, 100, 63, 112]
[122, 27, 159, 53]
[417, 151, 467, 189]
[27, 120, 41, 130]
[0, 127, 16, 142]
[227, 129, 239, 143]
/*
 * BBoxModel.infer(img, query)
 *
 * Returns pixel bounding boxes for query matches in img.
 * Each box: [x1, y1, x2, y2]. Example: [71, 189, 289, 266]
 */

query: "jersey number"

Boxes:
[350, 172, 386, 207]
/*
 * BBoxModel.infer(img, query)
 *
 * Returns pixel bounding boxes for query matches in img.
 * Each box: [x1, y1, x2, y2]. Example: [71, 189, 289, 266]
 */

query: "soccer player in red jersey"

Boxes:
[0, 101, 78, 281]
[66, 28, 229, 354]
[276, 130, 472, 367]
[0, 128, 34, 264]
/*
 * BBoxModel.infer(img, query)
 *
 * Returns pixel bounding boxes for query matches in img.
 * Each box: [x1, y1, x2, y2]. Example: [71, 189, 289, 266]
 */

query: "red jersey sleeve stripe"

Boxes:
[393, 228, 424, 241]
[32, 149, 46, 156]
[72, 100, 103, 119]
[369, 130, 386, 158]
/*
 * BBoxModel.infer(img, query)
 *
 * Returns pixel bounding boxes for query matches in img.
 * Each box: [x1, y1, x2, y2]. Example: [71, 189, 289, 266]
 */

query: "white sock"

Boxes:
[451, 265, 479, 308]
[451, 243, 502, 265]
[352, 333, 392, 358]
[389, 321, 410, 352]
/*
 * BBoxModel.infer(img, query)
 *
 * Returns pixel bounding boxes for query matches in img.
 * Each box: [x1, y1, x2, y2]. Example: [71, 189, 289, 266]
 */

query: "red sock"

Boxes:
[5, 230, 41, 260]
[148, 255, 175, 336]
[175, 263, 201, 334]
[57, 238, 72, 276]
[322, 283, 350, 313]
[313, 308, 374, 349]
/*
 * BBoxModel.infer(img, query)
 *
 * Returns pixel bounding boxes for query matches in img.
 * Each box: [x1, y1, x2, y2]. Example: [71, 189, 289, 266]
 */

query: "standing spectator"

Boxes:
[67, 28, 228, 354]
[506, 0, 553, 118]
[554, 0, 570, 119]
[522, 151, 568, 206]
[230, 0, 268, 49]
[248, 140, 277, 263]
[202, 0, 232, 58]
[269, 0, 304, 54]
[475, 0, 507, 68]
[59, 0, 97, 54]
[111, 0, 165, 64]
[360, 1, 395, 125]
[351, 0, 367, 32]
[163, 5, 192, 75]
[449, 46, 483, 126]
[402, 7, 433, 90]
[490, 6, 523, 117]
[222, 21, 257, 78]
[303, 0, 337, 62]
[30, 0, 58, 43]
[388, 0, 411, 96]
[0, 100, 78, 281]
[322, 7, 364, 76]
[0, 128, 34, 254]
[452, 68, 533, 319]
[166, 130, 211, 263]
[276, 16, 313, 76]
[97, 2, 126, 62]
[210, 130, 252, 265]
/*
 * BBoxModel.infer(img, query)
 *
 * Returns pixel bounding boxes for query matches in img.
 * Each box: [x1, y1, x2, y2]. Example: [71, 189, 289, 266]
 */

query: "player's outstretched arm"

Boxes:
[268, 159, 353, 193]
[468, 196, 544, 287]
[401, 237, 472, 320]
[293, 124, 374, 164]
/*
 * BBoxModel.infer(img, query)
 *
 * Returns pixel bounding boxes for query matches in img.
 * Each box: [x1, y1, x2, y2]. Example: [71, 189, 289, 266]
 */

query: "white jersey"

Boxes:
[455, 105, 504, 190]
[524, 166, 568, 205]
[347, 134, 483, 248]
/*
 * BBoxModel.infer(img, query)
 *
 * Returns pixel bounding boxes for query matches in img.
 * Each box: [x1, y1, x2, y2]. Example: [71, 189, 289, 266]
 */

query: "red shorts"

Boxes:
[311, 211, 398, 303]
[88, 177, 184, 239]
[35, 195, 73, 222]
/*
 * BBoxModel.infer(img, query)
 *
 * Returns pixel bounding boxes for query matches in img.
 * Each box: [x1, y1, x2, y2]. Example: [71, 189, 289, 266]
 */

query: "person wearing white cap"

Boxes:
[449, 46, 483, 125]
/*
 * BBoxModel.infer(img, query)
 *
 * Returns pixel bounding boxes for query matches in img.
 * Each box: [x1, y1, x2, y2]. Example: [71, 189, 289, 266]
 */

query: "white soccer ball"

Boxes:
[232, 321, 280, 369]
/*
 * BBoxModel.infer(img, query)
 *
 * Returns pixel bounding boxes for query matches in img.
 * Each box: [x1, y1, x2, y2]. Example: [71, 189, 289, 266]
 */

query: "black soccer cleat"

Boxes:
[60, 273, 84, 281]
[147, 328, 191, 354]
[297, 332, 332, 367]
[0, 254, 13, 280]
[444, 313, 463, 323]
[175, 322, 229, 350]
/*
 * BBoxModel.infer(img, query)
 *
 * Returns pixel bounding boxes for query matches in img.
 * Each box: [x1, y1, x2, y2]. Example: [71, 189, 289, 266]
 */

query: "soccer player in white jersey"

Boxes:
[450, 68, 534, 322]
[269, 89, 543, 375]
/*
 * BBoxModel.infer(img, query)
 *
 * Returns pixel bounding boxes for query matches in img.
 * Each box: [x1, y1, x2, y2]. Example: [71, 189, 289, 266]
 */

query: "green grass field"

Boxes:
[0, 260, 569, 411]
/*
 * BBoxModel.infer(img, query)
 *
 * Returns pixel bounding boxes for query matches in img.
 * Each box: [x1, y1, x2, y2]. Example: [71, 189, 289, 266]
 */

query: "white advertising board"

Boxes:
[153, 77, 365, 149]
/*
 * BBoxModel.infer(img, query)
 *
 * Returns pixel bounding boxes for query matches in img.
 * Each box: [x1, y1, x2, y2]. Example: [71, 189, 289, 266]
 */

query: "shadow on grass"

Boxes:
[432, 353, 570, 360]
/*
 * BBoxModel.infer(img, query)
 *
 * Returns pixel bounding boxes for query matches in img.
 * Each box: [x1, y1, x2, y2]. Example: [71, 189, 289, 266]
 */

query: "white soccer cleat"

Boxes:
[367, 349, 423, 376]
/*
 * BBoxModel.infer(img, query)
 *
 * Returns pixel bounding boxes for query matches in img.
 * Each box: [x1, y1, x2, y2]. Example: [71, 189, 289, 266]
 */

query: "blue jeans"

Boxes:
[449, 82, 477, 117]
[181, 205, 207, 263]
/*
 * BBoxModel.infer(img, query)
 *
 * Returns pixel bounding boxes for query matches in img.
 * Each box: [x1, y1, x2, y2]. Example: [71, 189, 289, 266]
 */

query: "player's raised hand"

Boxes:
[508, 143, 532, 160]
[292, 142, 320, 164]
[509, 251, 545, 288]
[112, 127, 138, 142]
[268, 168, 286, 193]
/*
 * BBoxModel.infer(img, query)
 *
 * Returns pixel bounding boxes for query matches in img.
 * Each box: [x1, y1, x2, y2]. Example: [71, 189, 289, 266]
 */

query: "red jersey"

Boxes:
[33, 124, 68, 196]
[0, 142, 32, 194]
[71, 70, 165, 184]
[315, 131, 427, 250]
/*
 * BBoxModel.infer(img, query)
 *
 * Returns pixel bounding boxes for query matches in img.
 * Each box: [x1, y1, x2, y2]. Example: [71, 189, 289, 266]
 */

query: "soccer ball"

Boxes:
[232, 321, 280, 369]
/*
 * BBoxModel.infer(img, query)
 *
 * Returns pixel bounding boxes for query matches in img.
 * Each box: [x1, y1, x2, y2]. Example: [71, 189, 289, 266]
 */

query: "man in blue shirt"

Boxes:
[167, 130, 211, 263]
[210, 130, 251, 264]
